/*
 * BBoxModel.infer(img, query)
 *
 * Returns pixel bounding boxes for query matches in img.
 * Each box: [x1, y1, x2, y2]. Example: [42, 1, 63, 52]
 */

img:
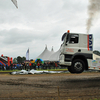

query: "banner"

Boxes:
[26, 49, 29, 60]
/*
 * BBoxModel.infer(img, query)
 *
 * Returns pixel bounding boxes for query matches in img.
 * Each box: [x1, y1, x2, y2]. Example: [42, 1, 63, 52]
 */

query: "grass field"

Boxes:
[0, 68, 68, 73]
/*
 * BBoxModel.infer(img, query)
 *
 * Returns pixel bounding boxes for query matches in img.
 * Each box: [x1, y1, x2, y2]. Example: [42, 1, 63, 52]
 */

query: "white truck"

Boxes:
[59, 30, 100, 73]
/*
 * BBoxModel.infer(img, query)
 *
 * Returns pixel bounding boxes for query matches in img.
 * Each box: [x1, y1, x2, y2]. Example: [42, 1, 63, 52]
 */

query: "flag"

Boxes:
[11, 0, 18, 8]
[26, 48, 29, 60]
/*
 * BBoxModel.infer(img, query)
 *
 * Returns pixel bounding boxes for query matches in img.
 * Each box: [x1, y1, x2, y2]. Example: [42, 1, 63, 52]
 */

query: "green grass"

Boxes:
[0, 70, 21, 72]
[0, 68, 68, 72]
[37, 68, 68, 71]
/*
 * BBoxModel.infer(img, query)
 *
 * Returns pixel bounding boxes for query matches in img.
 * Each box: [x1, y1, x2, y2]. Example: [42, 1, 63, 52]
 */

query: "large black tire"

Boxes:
[68, 66, 75, 73]
[71, 59, 85, 73]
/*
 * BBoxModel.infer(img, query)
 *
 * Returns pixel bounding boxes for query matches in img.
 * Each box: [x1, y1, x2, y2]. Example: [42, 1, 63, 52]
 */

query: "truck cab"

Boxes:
[59, 30, 93, 73]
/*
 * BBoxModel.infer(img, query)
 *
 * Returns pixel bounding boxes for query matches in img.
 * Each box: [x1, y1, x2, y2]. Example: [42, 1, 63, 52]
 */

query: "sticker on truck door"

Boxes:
[66, 48, 74, 52]
[87, 34, 93, 51]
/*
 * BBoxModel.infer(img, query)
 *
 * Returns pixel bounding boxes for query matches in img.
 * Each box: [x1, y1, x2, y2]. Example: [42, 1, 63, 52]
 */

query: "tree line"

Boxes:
[13, 56, 26, 64]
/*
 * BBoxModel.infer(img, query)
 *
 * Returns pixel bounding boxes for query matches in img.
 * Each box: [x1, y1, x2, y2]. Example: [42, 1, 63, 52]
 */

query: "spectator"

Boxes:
[53, 62, 55, 69]
[2, 65, 4, 70]
[29, 63, 32, 70]
[45, 62, 47, 69]
[43, 63, 46, 69]
[10, 63, 13, 70]
[25, 63, 27, 70]
[33, 63, 36, 70]
[26, 63, 29, 70]
[37, 62, 40, 70]
[48, 62, 50, 69]
[6, 64, 8, 70]
[20, 64, 23, 70]
[22, 63, 25, 70]
[50, 62, 53, 69]
[55, 62, 58, 69]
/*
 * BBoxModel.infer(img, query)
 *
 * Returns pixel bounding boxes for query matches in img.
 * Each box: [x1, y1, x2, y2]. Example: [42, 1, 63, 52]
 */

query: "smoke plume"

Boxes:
[86, 0, 100, 33]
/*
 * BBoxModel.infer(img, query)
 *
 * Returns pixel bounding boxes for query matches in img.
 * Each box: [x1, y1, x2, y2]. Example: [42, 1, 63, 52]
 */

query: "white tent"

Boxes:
[49, 49, 60, 61]
[36, 46, 54, 61]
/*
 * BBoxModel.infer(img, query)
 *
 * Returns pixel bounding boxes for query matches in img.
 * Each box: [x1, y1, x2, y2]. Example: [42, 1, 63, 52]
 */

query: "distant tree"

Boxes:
[17, 56, 22, 63]
[93, 50, 100, 56]
[16, 56, 26, 63]
[13, 58, 17, 64]
[22, 56, 26, 63]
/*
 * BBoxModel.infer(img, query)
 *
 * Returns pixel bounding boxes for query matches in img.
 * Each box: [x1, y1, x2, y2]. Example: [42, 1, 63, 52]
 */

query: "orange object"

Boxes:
[29, 63, 31, 66]
[1, 54, 3, 57]
[67, 30, 70, 33]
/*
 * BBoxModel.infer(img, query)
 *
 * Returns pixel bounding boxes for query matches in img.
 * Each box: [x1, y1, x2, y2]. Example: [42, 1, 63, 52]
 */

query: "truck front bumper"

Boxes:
[59, 54, 72, 66]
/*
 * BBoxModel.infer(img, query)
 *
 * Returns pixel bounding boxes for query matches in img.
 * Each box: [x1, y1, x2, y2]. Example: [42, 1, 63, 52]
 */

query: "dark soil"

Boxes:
[0, 72, 100, 100]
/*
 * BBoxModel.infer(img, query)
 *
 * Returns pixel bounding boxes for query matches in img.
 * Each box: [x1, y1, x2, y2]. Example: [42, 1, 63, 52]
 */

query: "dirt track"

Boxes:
[0, 72, 100, 100]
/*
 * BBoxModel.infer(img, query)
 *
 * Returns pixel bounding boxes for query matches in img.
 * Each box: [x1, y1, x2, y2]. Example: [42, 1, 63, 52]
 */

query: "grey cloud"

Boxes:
[0, 28, 53, 45]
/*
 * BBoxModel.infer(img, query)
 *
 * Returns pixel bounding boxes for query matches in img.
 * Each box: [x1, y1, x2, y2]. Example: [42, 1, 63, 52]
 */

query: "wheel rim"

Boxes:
[74, 62, 83, 71]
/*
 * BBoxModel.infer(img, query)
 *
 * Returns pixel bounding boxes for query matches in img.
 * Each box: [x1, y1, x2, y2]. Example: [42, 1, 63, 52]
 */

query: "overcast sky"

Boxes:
[0, 0, 100, 59]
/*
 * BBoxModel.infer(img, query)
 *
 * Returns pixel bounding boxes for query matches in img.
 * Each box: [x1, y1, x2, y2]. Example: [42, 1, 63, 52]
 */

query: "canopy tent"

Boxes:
[49, 49, 60, 61]
[35, 46, 54, 61]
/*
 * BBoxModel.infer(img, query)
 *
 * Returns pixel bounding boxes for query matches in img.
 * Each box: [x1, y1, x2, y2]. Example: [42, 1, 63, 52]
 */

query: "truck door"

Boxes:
[63, 34, 79, 54]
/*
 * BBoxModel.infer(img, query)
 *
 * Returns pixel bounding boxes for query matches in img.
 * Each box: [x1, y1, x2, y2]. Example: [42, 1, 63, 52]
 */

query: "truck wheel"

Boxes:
[72, 59, 85, 73]
[68, 67, 75, 73]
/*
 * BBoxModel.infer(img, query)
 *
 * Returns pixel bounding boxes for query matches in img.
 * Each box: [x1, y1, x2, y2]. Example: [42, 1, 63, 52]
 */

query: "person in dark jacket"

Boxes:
[37, 62, 40, 70]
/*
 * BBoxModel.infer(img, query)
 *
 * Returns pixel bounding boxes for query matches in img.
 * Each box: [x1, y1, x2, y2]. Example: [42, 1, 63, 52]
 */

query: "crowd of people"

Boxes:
[0, 62, 60, 70]
[36, 62, 60, 70]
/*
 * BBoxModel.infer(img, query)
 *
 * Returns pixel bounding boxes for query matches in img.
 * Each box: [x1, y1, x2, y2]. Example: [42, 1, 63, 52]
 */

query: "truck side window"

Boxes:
[69, 34, 79, 43]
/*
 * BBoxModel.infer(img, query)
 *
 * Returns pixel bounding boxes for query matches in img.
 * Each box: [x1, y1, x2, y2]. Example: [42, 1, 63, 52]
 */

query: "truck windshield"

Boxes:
[61, 33, 69, 43]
